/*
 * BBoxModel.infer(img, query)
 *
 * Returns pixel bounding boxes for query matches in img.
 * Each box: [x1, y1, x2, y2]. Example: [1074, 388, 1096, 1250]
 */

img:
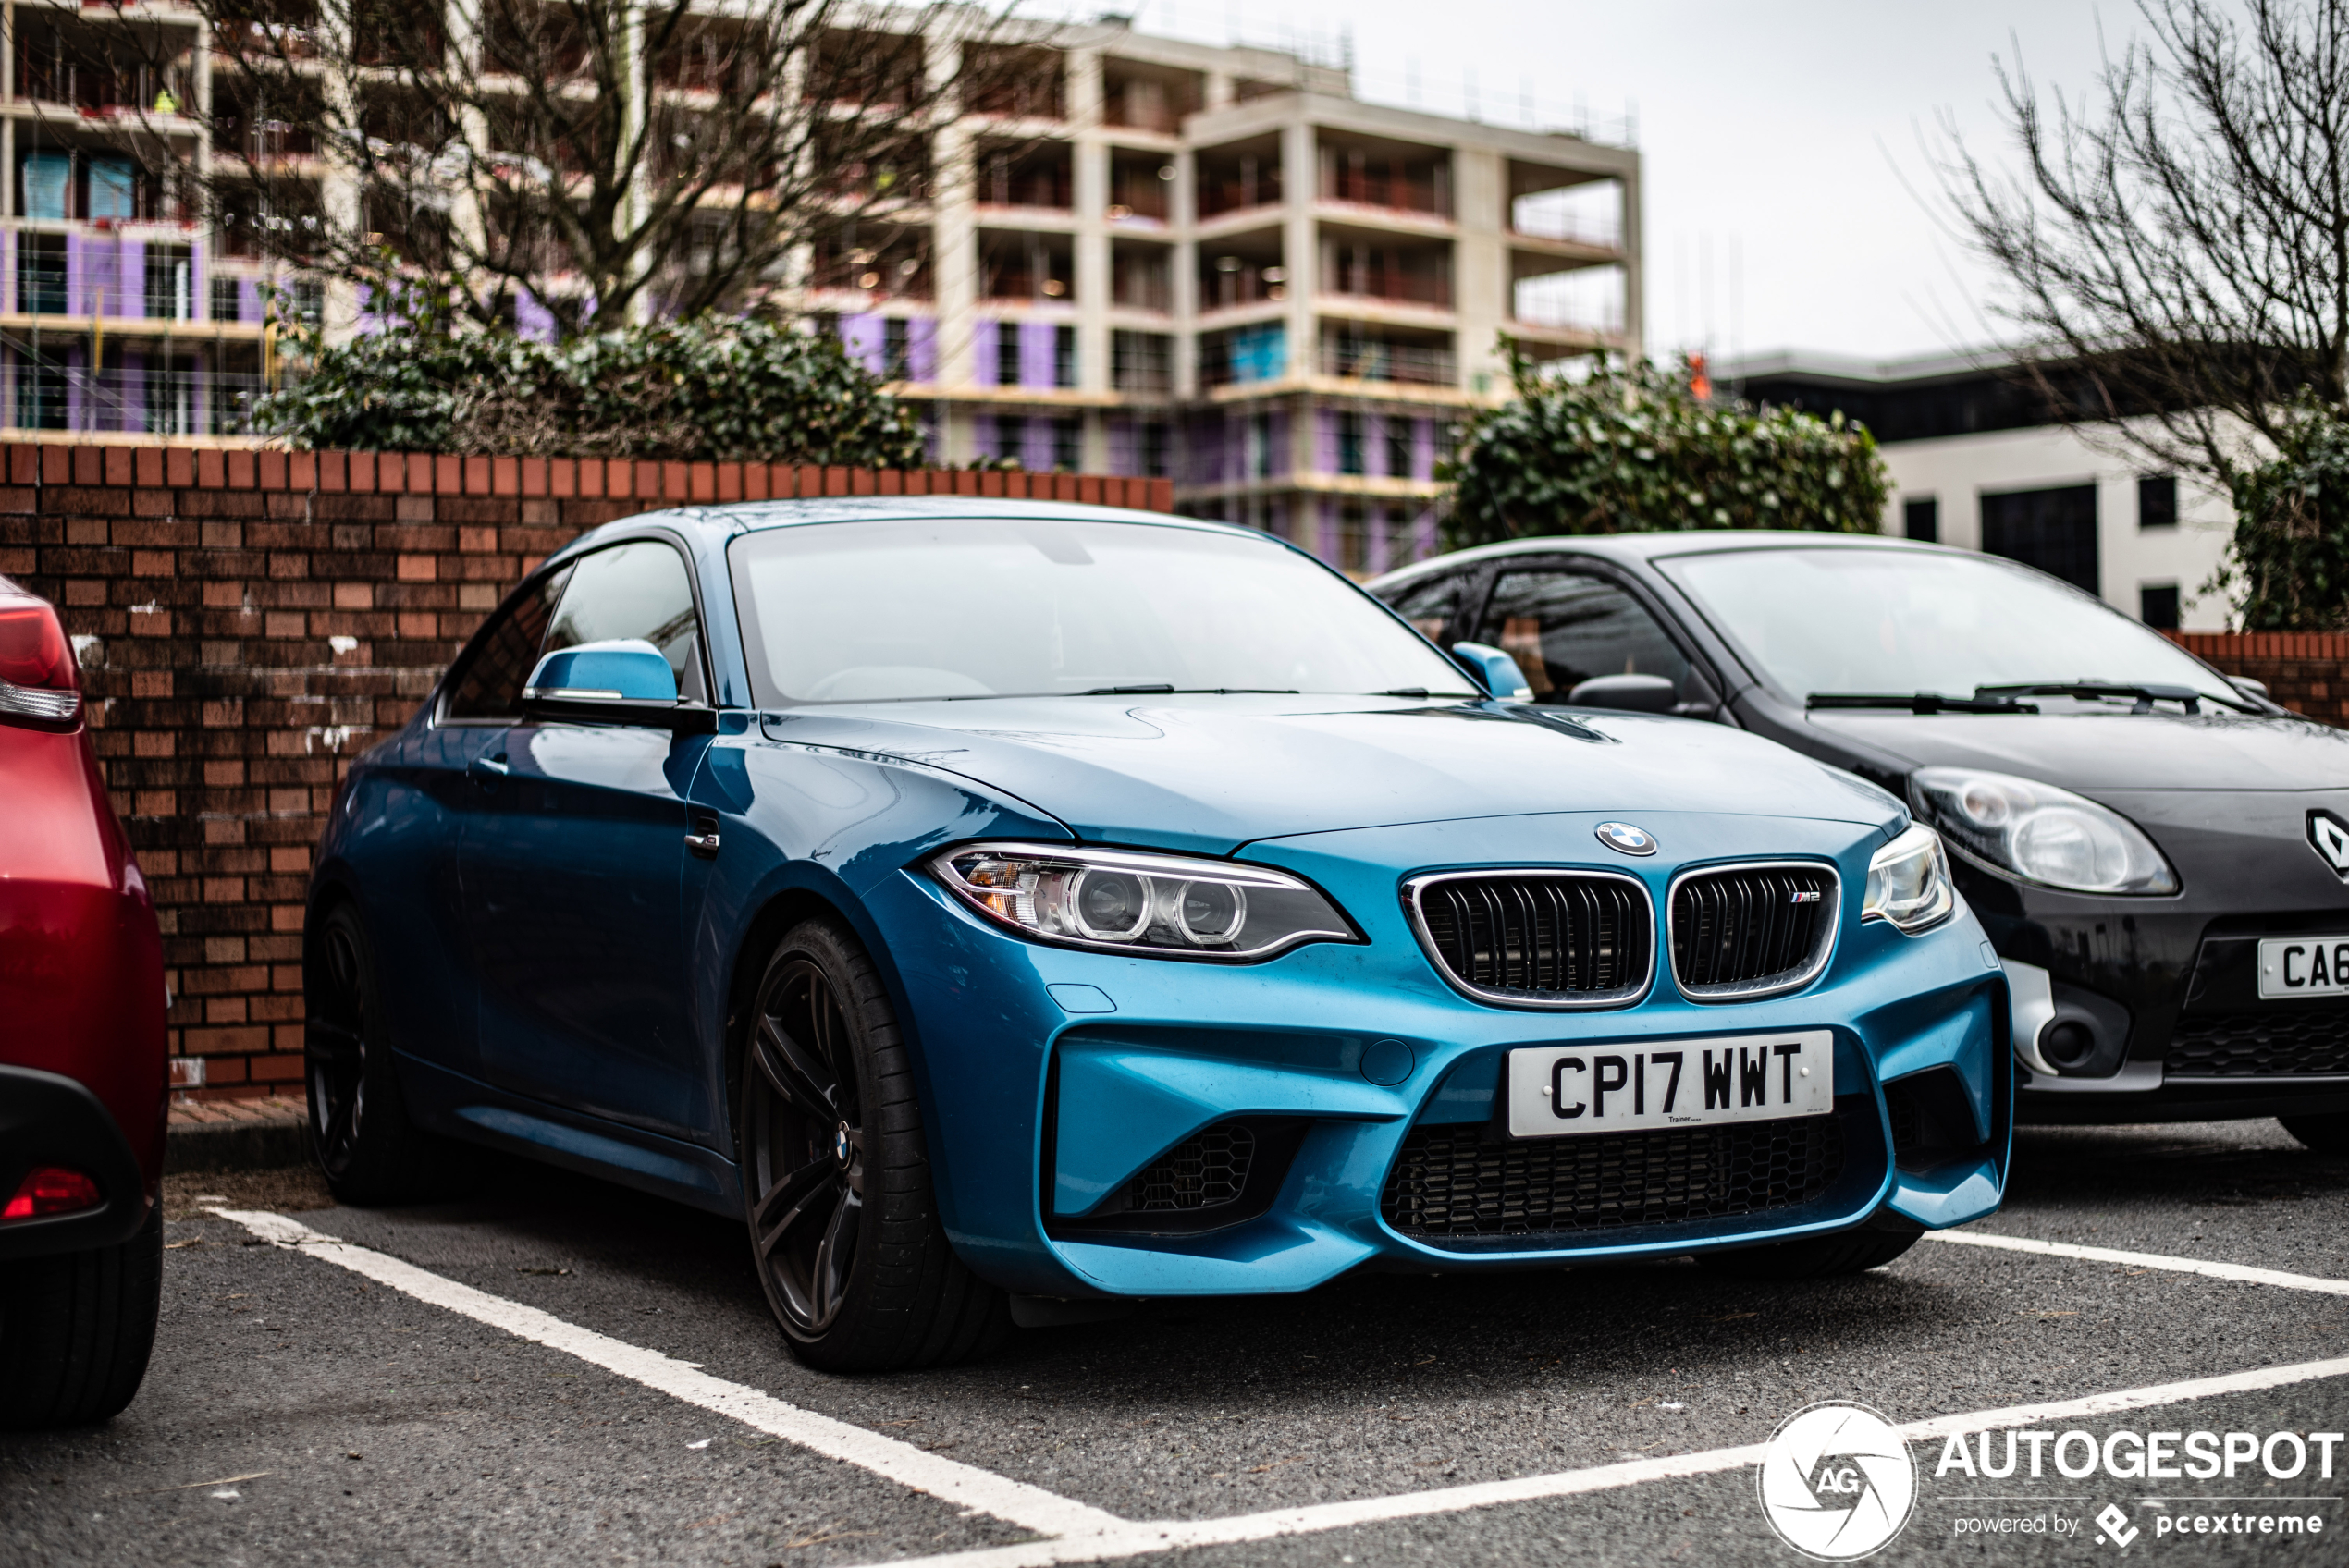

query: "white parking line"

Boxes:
[215, 1206, 2349, 1568]
[1925, 1229, 2349, 1296]
[210, 1209, 1123, 1541]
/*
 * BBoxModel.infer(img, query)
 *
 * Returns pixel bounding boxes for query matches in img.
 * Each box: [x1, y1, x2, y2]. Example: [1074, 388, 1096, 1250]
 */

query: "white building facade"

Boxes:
[1731, 350, 2238, 631]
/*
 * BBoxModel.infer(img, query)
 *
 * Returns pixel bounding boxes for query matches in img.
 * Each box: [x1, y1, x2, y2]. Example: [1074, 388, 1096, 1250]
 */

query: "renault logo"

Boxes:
[1594, 822, 1657, 856]
[2311, 811, 2349, 881]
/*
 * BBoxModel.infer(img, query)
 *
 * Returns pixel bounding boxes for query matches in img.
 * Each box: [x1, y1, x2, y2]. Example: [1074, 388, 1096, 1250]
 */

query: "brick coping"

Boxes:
[169, 1096, 307, 1128]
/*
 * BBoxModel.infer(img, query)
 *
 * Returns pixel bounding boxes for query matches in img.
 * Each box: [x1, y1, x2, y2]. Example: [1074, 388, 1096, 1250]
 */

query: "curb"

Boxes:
[166, 1103, 310, 1174]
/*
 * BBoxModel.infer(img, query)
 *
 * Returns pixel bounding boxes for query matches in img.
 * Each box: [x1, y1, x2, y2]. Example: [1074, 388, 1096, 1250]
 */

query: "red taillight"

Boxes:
[0, 579, 81, 725]
[2, 1166, 103, 1220]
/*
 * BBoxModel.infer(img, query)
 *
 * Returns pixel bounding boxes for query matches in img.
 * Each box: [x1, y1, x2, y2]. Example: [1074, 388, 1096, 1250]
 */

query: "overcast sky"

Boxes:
[1120, 0, 2132, 365]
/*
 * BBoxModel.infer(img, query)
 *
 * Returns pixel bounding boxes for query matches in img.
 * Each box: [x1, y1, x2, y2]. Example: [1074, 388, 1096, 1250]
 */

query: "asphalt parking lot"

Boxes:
[5, 1121, 2346, 1567]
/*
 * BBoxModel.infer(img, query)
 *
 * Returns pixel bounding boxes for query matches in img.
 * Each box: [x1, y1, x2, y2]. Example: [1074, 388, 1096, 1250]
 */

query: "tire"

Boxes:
[306, 902, 476, 1205]
[2281, 1113, 2349, 1155]
[0, 1199, 162, 1429]
[737, 918, 1010, 1372]
[1696, 1229, 1920, 1280]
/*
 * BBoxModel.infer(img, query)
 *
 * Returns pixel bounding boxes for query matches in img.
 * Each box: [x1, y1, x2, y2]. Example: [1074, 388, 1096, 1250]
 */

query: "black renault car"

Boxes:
[1371, 531, 2349, 1147]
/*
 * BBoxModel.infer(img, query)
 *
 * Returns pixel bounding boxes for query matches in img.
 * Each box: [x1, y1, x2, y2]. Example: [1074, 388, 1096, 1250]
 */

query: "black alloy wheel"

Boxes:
[738, 919, 1010, 1370]
[307, 910, 374, 1182]
[302, 902, 473, 1204]
[744, 954, 867, 1335]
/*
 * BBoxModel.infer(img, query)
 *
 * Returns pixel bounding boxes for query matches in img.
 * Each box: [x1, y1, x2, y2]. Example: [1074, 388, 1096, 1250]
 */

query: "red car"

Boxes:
[0, 574, 166, 1428]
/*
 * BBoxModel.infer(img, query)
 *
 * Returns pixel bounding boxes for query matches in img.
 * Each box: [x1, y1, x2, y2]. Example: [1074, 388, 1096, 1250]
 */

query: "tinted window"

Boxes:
[1383, 571, 1462, 643]
[1981, 484, 2098, 593]
[1476, 570, 1692, 704]
[543, 540, 708, 704]
[729, 518, 1474, 704]
[443, 566, 572, 721]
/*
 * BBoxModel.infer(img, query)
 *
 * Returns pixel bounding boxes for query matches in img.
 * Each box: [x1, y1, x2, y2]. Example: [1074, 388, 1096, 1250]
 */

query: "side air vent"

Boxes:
[1406, 871, 1653, 1008]
[1052, 1118, 1307, 1238]
[1669, 862, 1839, 1001]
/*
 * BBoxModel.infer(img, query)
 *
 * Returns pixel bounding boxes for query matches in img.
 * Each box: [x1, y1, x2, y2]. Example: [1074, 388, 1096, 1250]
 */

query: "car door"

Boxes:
[460, 537, 720, 1143]
[1470, 561, 1724, 717]
[366, 564, 573, 1082]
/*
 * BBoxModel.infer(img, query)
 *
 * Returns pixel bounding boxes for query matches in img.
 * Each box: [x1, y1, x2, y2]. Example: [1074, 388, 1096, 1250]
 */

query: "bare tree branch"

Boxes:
[1936, 0, 2349, 485]
[70, 0, 1059, 337]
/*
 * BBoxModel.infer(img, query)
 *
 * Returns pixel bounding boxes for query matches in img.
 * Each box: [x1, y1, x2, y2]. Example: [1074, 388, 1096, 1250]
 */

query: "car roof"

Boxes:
[568, 496, 1267, 555]
[1371, 528, 1973, 588]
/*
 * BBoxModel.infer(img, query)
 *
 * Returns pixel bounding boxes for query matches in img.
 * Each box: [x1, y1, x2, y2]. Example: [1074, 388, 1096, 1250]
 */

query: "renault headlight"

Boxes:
[1910, 767, 2178, 895]
[930, 843, 1359, 961]
[1862, 822, 1959, 935]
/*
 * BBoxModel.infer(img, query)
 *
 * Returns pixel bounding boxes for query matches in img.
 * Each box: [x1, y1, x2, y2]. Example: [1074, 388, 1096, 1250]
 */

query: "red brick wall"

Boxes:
[2167, 631, 2349, 726]
[0, 445, 1174, 1103]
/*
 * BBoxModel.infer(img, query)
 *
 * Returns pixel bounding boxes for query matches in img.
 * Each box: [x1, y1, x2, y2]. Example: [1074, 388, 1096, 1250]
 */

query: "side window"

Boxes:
[1477, 570, 1694, 704]
[541, 540, 709, 704]
[1383, 571, 1463, 644]
[442, 565, 573, 721]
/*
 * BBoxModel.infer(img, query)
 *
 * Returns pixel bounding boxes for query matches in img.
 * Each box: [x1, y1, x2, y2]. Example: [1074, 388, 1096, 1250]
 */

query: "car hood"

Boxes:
[1803, 708, 2349, 793]
[758, 695, 1903, 854]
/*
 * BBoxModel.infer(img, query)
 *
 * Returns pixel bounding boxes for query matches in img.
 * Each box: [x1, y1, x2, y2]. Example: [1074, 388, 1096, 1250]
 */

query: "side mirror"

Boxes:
[1566, 673, 1679, 714]
[523, 640, 715, 731]
[1451, 641, 1535, 702]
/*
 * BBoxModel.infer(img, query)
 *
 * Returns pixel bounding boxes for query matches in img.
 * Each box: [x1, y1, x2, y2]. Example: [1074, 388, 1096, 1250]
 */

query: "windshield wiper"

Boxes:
[1075, 684, 1299, 695]
[1809, 692, 2038, 715]
[1973, 681, 2220, 714]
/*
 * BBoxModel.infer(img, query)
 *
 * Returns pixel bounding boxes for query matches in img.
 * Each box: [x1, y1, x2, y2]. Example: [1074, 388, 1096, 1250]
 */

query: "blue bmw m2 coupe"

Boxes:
[304, 499, 2010, 1369]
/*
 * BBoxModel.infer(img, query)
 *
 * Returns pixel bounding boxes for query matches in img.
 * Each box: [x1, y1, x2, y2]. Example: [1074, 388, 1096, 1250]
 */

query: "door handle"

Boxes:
[683, 830, 721, 856]
[685, 807, 720, 857]
[469, 753, 510, 787]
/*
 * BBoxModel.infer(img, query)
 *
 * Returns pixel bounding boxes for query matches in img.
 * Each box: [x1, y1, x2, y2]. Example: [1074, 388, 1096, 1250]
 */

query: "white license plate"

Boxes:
[2258, 937, 2349, 999]
[1504, 1030, 1834, 1138]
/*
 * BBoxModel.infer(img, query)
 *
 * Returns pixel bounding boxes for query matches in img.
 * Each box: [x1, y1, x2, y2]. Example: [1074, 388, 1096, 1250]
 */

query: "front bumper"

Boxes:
[0, 1064, 152, 1264]
[879, 812, 2011, 1301]
[1968, 853, 2349, 1124]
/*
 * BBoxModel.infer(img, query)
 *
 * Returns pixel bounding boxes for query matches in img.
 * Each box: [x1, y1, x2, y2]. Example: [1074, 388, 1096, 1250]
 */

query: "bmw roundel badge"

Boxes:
[1594, 821, 1657, 856]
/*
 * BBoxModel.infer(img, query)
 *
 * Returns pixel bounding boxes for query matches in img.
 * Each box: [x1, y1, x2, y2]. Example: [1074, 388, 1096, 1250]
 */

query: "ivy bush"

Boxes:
[1442, 352, 1889, 545]
[254, 302, 927, 467]
[2215, 398, 2349, 630]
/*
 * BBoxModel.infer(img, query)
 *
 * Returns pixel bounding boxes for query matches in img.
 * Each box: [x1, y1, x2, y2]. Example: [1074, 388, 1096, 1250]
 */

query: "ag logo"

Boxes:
[2309, 811, 2349, 881]
[1757, 1401, 1917, 1560]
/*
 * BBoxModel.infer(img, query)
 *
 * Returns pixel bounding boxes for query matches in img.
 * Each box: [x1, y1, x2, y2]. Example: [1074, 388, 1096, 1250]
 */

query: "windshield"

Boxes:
[1658, 545, 2242, 708]
[728, 516, 1477, 704]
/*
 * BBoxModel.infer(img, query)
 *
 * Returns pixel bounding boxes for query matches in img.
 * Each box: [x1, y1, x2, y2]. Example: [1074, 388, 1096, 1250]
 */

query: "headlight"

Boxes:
[1862, 822, 1959, 935]
[929, 843, 1359, 961]
[1910, 767, 2178, 895]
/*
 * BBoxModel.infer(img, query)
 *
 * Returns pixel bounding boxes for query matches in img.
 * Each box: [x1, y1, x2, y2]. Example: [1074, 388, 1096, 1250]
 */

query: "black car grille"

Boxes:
[2169, 1010, 2349, 1078]
[1412, 874, 1651, 1002]
[1124, 1122, 1256, 1211]
[1670, 864, 1837, 998]
[1379, 1115, 1844, 1247]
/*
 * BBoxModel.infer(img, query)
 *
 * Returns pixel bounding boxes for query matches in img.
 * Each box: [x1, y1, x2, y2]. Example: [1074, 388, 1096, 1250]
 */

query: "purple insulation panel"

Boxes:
[64, 345, 84, 432]
[1270, 410, 1291, 476]
[1022, 416, 1054, 472]
[516, 291, 557, 343]
[1313, 409, 1336, 474]
[908, 317, 938, 383]
[119, 350, 146, 432]
[239, 280, 262, 325]
[1104, 416, 1134, 475]
[1414, 419, 1436, 481]
[1019, 320, 1056, 388]
[65, 234, 84, 317]
[840, 312, 886, 375]
[1315, 497, 1339, 563]
[123, 240, 146, 318]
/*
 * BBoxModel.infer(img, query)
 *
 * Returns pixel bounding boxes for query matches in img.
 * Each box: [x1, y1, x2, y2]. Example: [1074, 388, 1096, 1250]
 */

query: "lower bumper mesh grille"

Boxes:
[1380, 1115, 1844, 1246]
[2169, 1010, 2349, 1077]
[1125, 1122, 1256, 1211]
